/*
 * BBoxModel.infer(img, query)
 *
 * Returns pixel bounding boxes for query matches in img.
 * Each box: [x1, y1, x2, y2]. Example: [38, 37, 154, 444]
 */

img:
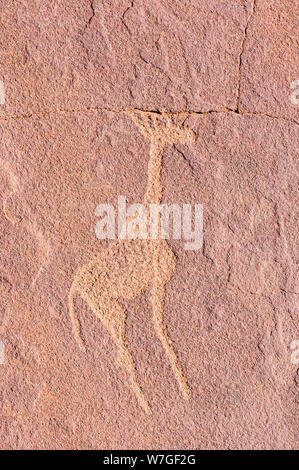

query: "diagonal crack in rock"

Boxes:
[0, 106, 298, 126]
[235, 0, 257, 111]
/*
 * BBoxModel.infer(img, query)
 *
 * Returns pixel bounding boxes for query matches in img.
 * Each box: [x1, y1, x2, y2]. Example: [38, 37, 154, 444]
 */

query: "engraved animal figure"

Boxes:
[69, 112, 196, 413]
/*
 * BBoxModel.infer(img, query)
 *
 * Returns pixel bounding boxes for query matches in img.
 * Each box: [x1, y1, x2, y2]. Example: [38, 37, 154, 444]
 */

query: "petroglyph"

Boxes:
[69, 111, 195, 413]
[0, 157, 21, 225]
[30, 227, 51, 288]
[0, 158, 51, 287]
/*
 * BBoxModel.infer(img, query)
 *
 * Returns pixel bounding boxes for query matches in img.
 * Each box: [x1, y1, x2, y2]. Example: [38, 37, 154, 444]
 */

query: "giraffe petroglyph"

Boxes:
[69, 111, 196, 413]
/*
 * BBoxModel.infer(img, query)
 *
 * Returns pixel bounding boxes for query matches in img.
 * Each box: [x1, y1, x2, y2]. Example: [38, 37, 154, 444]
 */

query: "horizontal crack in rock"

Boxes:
[0, 107, 297, 126]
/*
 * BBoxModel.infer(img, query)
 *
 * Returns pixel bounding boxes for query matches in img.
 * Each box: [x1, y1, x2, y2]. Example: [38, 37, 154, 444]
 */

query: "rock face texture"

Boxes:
[0, 0, 298, 450]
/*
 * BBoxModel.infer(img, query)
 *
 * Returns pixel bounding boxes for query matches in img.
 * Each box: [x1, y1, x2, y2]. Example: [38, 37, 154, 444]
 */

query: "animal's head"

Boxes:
[130, 110, 196, 148]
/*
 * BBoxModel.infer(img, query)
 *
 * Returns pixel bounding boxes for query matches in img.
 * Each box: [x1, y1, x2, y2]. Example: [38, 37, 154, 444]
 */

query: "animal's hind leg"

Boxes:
[90, 296, 151, 414]
[150, 282, 191, 400]
[69, 281, 86, 351]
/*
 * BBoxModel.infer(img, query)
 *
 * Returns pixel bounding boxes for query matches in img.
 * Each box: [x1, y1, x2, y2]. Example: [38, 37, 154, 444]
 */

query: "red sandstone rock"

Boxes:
[239, 0, 299, 121]
[0, 0, 251, 115]
[0, 0, 298, 450]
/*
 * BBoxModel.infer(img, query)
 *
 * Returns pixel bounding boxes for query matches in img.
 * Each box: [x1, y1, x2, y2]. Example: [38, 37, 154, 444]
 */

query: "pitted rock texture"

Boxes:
[0, 0, 251, 115]
[239, 0, 299, 121]
[0, 0, 298, 450]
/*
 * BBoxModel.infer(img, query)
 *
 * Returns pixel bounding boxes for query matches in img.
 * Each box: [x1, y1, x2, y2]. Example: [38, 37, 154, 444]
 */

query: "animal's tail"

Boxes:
[68, 281, 86, 351]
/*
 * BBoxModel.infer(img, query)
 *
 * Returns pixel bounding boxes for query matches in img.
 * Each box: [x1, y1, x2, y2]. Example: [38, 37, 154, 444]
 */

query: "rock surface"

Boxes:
[239, 0, 299, 121]
[0, 0, 298, 450]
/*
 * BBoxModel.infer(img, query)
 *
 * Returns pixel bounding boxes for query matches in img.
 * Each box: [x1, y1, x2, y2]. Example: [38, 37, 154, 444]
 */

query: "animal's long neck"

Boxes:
[144, 140, 164, 206]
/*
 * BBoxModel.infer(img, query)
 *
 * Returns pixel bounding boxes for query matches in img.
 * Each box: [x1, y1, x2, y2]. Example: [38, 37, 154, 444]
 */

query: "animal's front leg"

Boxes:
[150, 281, 191, 400]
